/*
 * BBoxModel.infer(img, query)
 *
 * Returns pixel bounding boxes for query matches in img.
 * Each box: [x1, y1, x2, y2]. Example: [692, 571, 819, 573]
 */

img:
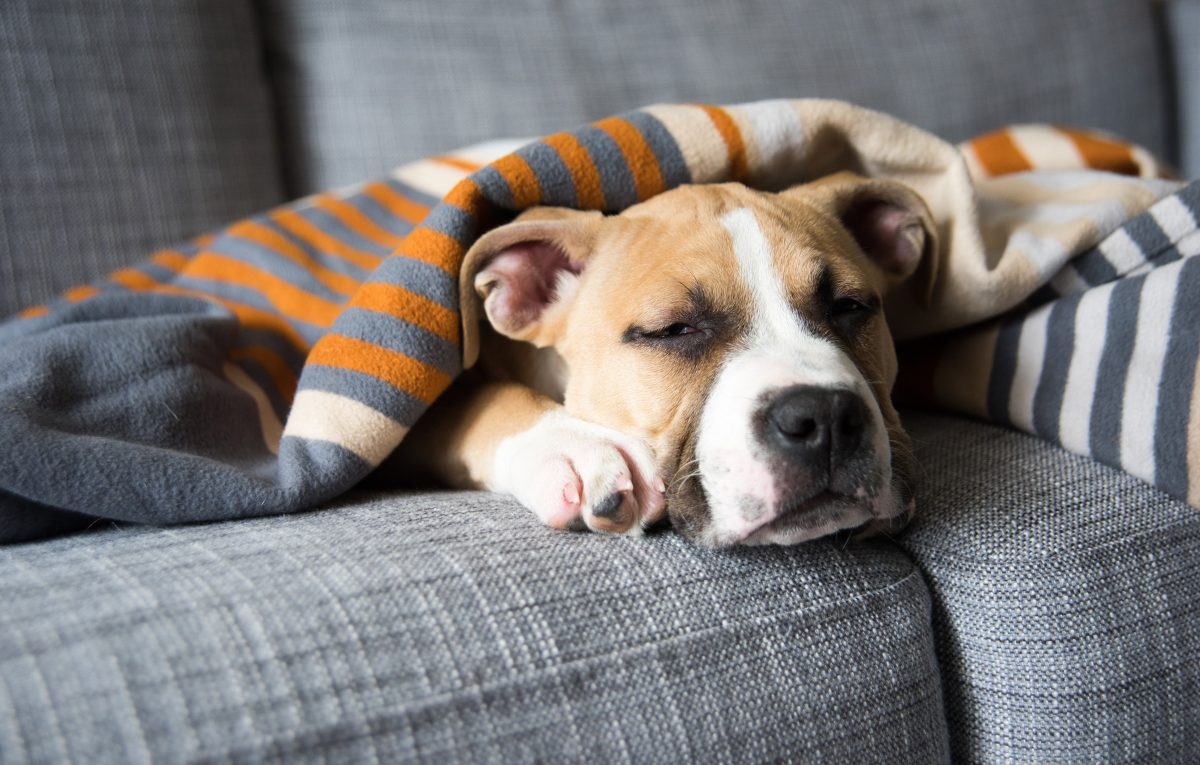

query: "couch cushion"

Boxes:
[260, 0, 1171, 194]
[0, 491, 949, 763]
[899, 412, 1200, 764]
[0, 0, 286, 318]
[1166, 0, 1200, 178]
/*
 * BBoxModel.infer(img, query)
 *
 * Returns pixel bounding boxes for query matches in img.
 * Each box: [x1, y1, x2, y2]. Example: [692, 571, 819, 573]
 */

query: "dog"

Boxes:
[394, 172, 935, 546]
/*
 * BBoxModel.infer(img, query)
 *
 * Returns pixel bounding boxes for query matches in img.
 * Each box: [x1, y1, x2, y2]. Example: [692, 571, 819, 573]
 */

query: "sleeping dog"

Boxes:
[395, 172, 935, 546]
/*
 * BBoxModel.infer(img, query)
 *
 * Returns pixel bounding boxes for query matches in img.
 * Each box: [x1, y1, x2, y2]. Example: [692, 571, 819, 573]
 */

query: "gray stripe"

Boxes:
[1154, 255, 1200, 500]
[471, 166, 514, 209]
[330, 307, 462, 377]
[297, 363, 429, 430]
[276, 436, 372, 499]
[345, 191, 420, 240]
[987, 318, 1023, 427]
[624, 111, 692, 189]
[367, 256, 458, 310]
[1073, 247, 1119, 287]
[1031, 296, 1080, 443]
[1090, 276, 1145, 466]
[575, 126, 638, 211]
[517, 141, 578, 208]
[421, 203, 478, 245]
[297, 206, 398, 258]
[1124, 208, 1171, 260]
[231, 354, 292, 422]
[170, 275, 326, 347]
[1177, 182, 1200, 221]
[263, 217, 373, 280]
[207, 225, 349, 302]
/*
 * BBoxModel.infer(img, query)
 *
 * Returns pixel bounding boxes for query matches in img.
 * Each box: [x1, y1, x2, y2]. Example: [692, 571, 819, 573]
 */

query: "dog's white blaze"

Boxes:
[692, 208, 892, 545]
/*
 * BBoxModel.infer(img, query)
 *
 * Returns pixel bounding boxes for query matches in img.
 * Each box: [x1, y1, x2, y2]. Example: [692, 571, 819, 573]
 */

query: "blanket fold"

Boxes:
[1, 99, 1195, 543]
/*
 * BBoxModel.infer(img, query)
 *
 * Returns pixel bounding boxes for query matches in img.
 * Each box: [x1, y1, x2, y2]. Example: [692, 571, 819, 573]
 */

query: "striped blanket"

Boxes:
[1, 99, 1196, 543]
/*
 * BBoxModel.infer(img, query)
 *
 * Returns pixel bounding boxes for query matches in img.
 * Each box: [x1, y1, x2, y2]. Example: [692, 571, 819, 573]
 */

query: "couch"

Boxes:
[1, 1, 1197, 762]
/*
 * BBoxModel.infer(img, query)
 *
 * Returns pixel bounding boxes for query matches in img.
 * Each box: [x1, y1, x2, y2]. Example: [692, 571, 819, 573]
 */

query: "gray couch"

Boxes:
[1, 1, 1198, 762]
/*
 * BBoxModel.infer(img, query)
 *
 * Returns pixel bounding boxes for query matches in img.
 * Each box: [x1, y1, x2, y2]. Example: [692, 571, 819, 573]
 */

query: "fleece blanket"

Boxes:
[1, 99, 1197, 543]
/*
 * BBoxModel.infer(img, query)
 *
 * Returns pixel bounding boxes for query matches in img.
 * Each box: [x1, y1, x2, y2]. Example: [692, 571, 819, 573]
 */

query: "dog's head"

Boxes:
[463, 173, 935, 545]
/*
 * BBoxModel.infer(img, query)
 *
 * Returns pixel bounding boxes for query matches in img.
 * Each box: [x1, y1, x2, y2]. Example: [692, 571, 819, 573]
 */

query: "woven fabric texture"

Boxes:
[0, 0, 286, 318]
[0, 492, 949, 763]
[900, 412, 1200, 764]
[260, 0, 1170, 194]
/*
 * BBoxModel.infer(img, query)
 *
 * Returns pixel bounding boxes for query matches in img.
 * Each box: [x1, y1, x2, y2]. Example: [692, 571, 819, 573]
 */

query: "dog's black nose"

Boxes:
[765, 385, 866, 469]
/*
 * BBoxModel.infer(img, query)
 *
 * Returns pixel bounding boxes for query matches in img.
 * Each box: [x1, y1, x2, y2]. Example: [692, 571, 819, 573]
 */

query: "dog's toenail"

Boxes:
[592, 492, 624, 520]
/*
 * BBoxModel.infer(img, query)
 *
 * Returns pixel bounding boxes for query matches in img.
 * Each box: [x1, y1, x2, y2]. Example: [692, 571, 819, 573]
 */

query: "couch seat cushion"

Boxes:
[900, 412, 1200, 764]
[1, 491, 948, 763]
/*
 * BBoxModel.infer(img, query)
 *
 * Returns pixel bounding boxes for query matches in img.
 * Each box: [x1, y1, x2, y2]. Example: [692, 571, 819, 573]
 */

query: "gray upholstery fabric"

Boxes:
[0, 491, 950, 764]
[1167, 0, 1200, 178]
[899, 412, 1200, 764]
[0, 0, 286, 319]
[261, 0, 1171, 195]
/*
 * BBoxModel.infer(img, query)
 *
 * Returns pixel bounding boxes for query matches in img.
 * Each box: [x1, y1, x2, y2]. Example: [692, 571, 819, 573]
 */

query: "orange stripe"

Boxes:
[595, 116, 665, 201]
[1061, 128, 1139, 177]
[348, 282, 460, 344]
[266, 208, 380, 274]
[18, 305, 50, 319]
[443, 177, 485, 212]
[231, 219, 363, 294]
[149, 249, 190, 271]
[396, 227, 466, 275]
[542, 132, 607, 210]
[358, 182, 430, 226]
[698, 105, 748, 182]
[491, 153, 543, 208]
[431, 154, 482, 172]
[969, 129, 1034, 177]
[64, 285, 100, 303]
[306, 334, 451, 404]
[313, 194, 407, 253]
[228, 344, 299, 401]
[107, 265, 312, 353]
[183, 252, 343, 327]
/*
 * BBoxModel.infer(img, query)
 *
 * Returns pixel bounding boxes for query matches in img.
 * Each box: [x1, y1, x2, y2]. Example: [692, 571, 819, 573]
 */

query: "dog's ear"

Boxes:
[460, 208, 603, 359]
[795, 172, 938, 301]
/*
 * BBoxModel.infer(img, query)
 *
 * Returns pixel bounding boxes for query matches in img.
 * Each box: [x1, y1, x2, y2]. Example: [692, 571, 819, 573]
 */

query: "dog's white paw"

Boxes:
[493, 411, 666, 535]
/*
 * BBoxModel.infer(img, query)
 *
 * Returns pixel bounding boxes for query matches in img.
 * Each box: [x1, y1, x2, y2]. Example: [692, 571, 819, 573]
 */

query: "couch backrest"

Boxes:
[0, 0, 1186, 318]
[261, 0, 1175, 194]
[0, 0, 285, 318]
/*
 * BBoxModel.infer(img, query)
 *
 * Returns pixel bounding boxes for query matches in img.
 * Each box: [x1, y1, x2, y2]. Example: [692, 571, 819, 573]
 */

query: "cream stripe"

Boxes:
[1057, 286, 1112, 456]
[449, 138, 533, 166]
[960, 144, 988, 182]
[725, 100, 806, 188]
[1009, 126, 1087, 171]
[1008, 305, 1050, 433]
[1150, 195, 1199, 243]
[284, 389, 408, 467]
[1097, 228, 1148, 275]
[390, 161, 471, 199]
[641, 104, 733, 183]
[1120, 261, 1180, 484]
[223, 363, 283, 455]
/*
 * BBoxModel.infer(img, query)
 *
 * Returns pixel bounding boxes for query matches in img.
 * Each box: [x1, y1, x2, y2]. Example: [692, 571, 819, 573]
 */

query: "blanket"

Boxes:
[1, 99, 1196, 544]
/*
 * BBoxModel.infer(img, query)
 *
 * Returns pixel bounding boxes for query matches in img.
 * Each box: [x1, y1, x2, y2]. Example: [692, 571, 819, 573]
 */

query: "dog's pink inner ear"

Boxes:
[842, 199, 926, 280]
[474, 242, 581, 336]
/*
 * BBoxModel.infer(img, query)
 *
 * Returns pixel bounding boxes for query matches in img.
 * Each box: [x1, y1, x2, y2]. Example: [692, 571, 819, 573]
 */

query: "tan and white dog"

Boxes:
[395, 173, 935, 546]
